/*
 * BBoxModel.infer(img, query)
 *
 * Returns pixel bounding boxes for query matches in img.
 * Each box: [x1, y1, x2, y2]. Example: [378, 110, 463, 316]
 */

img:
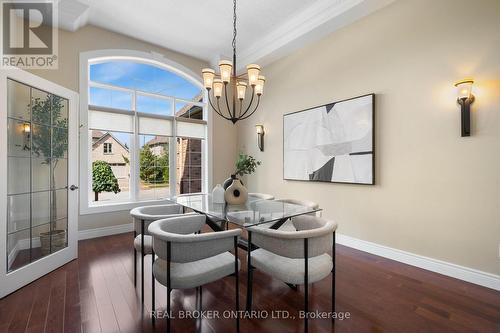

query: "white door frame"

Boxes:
[0, 68, 79, 299]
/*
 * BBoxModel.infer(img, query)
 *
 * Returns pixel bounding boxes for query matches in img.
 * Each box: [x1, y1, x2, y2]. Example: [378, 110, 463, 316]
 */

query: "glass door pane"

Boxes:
[6, 79, 69, 272]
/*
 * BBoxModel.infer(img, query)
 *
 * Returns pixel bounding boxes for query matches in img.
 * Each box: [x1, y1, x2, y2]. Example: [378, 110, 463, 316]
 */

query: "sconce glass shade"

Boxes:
[219, 60, 233, 83]
[202, 68, 215, 89]
[213, 79, 224, 98]
[247, 64, 261, 86]
[255, 124, 264, 134]
[23, 123, 31, 133]
[255, 75, 266, 96]
[236, 81, 247, 100]
[455, 79, 474, 100]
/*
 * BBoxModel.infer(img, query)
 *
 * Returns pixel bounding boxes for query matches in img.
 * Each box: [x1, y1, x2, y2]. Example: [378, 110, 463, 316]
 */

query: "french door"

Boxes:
[0, 69, 78, 298]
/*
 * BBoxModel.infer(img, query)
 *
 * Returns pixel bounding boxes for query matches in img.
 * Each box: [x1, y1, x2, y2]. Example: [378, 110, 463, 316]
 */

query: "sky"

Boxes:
[89, 61, 201, 147]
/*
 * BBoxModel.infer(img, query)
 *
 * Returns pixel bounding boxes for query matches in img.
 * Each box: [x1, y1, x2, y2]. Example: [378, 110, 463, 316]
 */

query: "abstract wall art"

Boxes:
[283, 94, 374, 185]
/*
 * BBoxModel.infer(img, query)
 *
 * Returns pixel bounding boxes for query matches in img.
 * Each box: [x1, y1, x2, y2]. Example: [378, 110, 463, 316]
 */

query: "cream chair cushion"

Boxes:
[153, 253, 240, 289]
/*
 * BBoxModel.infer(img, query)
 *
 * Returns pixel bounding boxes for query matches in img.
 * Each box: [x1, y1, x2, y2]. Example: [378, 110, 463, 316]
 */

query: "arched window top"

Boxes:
[90, 60, 202, 102]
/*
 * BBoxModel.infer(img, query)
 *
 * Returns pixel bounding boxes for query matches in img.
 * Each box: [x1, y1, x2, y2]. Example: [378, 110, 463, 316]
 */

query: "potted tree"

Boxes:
[31, 94, 68, 255]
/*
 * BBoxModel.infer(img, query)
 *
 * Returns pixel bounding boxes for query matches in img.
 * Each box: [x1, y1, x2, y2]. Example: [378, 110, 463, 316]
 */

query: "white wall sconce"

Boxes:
[454, 79, 474, 137]
[255, 124, 264, 151]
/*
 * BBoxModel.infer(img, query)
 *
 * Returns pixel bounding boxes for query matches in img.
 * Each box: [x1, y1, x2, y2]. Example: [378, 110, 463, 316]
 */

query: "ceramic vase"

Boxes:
[224, 179, 248, 205]
[223, 174, 244, 190]
[212, 184, 225, 203]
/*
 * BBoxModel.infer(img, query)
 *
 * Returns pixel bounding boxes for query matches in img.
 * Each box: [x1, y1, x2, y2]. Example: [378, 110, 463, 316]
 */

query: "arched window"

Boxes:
[79, 51, 208, 213]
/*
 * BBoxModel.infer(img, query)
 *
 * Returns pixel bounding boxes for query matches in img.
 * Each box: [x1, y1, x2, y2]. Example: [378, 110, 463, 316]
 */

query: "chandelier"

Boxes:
[201, 0, 265, 124]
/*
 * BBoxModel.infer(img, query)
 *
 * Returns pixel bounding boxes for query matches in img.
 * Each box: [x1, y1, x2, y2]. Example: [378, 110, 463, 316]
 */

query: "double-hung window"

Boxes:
[84, 59, 207, 209]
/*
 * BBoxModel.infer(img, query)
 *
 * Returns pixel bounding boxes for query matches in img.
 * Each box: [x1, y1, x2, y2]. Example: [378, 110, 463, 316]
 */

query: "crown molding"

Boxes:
[236, 0, 397, 71]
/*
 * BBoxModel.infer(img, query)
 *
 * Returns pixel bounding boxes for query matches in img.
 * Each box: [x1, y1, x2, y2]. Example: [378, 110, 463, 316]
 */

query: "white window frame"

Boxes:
[79, 50, 212, 215]
[103, 142, 112, 154]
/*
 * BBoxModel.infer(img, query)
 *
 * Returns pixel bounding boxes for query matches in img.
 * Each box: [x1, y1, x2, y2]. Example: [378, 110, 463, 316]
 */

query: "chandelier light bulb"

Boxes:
[236, 81, 247, 100]
[255, 75, 266, 95]
[246, 64, 261, 86]
[202, 68, 216, 89]
[213, 79, 223, 97]
[219, 60, 233, 83]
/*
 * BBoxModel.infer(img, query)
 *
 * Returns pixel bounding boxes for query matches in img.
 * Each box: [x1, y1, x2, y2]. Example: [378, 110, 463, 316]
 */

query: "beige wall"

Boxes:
[28, 25, 237, 231]
[236, 0, 500, 275]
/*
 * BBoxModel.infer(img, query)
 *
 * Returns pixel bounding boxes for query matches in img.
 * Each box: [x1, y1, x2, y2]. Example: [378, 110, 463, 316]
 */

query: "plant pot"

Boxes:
[223, 174, 244, 190]
[40, 230, 67, 256]
[224, 179, 248, 205]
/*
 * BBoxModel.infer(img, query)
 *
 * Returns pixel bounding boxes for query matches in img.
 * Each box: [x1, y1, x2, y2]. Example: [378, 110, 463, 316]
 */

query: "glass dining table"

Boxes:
[174, 193, 322, 231]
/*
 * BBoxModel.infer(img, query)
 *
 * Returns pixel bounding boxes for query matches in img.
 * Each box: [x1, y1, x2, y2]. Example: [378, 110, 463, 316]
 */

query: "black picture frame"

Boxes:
[282, 93, 375, 185]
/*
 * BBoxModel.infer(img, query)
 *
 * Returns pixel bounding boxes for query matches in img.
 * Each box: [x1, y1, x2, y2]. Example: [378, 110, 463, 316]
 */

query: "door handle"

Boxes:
[69, 185, 79, 191]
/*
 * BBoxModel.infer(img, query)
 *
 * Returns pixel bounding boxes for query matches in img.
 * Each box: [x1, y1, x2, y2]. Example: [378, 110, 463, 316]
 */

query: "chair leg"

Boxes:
[133, 230, 137, 287]
[167, 287, 171, 333]
[234, 236, 240, 332]
[332, 231, 336, 320]
[304, 238, 309, 333]
[246, 231, 253, 311]
[152, 250, 155, 326]
[141, 220, 145, 305]
[167, 241, 171, 333]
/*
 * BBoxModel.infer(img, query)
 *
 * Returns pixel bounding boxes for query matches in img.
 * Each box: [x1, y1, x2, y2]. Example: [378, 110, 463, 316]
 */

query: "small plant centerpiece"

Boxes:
[223, 153, 261, 205]
[223, 153, 261, 190]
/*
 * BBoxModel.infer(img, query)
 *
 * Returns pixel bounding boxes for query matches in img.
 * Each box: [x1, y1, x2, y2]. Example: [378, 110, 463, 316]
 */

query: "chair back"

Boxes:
[149, 214, 241, 263]
[248, 215, 336, 259]
[130, 204, 184, 234]
[249, 193, 275, 200]
[275, 198, 320, 217]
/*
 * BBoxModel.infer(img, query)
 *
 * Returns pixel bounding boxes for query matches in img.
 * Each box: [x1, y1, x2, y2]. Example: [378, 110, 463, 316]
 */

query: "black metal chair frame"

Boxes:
[246, 230, 336, 333]
[151, 236, 240, 333]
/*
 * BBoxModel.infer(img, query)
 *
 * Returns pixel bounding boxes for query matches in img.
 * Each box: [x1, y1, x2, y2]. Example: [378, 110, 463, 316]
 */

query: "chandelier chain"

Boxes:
[232, 0, 237, 64]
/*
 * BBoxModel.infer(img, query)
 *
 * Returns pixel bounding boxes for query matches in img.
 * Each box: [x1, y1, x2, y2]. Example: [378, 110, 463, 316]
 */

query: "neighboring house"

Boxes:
[174, 96, 203, 194]
[145, 136, 169, 156]
[91, 130, 130, 190]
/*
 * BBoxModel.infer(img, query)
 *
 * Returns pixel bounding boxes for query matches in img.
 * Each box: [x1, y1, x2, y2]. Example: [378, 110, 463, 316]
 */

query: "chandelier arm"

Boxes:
[208, 91, 231, 120]
[238, 98, 243, 118]
[216, 97, 232, 120]
[223, 83, 233, 119]
[239, 95, 261, 121]
[213, 95, 231, 120]
[239, 86, 256, 118]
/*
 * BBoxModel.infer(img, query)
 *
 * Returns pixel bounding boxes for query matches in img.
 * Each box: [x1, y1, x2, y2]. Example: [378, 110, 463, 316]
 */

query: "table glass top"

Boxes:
[174, 194, 321, 227]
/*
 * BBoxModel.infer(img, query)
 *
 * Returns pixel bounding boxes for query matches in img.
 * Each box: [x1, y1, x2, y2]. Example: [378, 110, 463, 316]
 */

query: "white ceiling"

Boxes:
[58, 0, 397, 69]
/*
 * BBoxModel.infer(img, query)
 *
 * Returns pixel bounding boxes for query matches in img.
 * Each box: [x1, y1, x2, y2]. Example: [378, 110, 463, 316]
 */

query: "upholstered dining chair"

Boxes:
[246, 215, 336, 333]
[148, 214, 242, 332]
[248, 192, 275, 200]
[273, 199, 321, 231]
[249, 198, 320, 231]
[130, 204, 188, 305]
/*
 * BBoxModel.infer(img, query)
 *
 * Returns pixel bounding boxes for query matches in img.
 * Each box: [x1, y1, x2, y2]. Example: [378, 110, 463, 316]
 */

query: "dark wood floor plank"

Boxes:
[25, 273, 52, 333]
[1, 232, 500, 333]
[63, 260, 82, 333]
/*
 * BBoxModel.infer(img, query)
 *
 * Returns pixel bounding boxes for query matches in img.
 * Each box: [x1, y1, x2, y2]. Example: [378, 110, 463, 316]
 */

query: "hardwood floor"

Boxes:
[1, 231, 499, 333]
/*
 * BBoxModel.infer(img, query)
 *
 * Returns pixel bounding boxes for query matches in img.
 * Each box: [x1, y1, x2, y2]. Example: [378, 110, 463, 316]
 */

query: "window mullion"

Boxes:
[170, 98, 177, 198]
[130, 91, 139, 202]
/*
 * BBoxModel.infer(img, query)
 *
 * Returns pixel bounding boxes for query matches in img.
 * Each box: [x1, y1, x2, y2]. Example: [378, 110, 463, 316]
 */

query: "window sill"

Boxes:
[80, 198, 174, 215]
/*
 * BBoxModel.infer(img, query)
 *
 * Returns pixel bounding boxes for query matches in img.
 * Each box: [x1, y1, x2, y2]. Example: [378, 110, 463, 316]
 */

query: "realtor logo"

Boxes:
[1, 0, 58, 69]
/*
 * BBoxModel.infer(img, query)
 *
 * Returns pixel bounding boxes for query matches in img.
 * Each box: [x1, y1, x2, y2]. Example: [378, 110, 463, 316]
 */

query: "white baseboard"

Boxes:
[78, 223, 133, 240]
[336, 233, 500, 291]
[7, 237, 42, 269]
[7, 243, 19, 269]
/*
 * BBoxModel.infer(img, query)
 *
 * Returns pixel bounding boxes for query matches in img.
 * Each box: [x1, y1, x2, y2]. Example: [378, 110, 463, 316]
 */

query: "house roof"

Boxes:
[92, 130, 104, 139]
[175, 93, 204, 119]
[92, 132, 129, 152]
[145, 136, 169, 146]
